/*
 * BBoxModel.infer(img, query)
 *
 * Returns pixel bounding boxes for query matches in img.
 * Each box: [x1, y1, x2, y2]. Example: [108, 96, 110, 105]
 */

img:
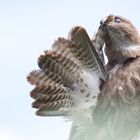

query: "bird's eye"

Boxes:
[114, 17, 121, 23]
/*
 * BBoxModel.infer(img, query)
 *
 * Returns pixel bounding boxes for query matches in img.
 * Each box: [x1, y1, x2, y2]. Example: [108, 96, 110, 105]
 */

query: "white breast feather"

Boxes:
[69, 69, 100, 115]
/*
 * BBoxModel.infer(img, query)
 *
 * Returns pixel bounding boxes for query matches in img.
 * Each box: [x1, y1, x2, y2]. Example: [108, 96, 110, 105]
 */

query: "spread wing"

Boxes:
[92, 57, 140, 140]
[27, 26, 106, 116]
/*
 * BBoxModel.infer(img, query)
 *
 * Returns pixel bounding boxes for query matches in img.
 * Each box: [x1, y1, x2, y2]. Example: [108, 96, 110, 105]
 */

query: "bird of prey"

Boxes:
[27, 15, 140, 140]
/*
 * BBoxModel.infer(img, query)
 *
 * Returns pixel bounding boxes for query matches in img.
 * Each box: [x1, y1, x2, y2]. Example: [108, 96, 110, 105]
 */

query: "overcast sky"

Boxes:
[1, 0, 140, 140]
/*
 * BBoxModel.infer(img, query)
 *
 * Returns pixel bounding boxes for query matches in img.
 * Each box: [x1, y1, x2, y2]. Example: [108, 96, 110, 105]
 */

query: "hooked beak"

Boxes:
[100, 15, 115, 28]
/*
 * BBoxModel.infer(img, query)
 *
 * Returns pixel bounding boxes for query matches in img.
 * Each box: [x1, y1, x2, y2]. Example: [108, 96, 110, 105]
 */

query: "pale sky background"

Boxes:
[1, 0, 140, 140]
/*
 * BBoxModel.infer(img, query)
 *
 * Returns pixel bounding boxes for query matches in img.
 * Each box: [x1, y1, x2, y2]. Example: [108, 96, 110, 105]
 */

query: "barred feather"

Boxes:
[38, 51, 76, 84]
[52, 38, 76, 61]
[27, 26, 106, 117]
[36, 99, 72, 111]
[69, 26, 106, 78]
[30, 85, 68, 99]
[27, 70, 62, 86]
[32, 94, 71, 110]
[44, 51, 79, 74]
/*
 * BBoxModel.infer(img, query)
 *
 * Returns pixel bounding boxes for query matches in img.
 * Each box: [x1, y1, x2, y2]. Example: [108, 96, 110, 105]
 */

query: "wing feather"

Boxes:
[38, 52, 75, 84]
[33, 99, 71, 110]
[30, 85, 68, 99]
[27, 26, 106, 117]
[27, 70, 63, 86]
[69, 26, 106, 78]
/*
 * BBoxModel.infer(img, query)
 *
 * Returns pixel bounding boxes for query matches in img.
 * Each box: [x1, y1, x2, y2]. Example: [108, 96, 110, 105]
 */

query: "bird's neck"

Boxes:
[105, 43, 140, 70]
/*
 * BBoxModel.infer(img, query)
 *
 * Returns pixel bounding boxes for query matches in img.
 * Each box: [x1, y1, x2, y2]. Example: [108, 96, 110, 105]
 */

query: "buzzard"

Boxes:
[27, 15, 140, 140]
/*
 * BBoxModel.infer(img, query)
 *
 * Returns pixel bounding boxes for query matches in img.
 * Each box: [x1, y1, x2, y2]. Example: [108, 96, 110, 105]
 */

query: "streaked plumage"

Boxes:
[27, 15, 140, 140]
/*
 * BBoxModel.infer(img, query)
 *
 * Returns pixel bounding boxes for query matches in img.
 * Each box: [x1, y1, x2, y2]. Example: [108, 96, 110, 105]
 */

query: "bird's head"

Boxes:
[95, 15, 140, 66]
[99, 15, 140, 48]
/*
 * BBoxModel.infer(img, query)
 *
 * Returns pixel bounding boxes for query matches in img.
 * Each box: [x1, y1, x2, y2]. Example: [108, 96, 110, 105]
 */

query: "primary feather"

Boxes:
[27, 26, 106, 117]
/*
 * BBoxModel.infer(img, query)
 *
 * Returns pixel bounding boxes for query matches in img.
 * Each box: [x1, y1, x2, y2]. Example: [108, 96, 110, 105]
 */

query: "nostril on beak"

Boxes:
[100, 20, 103, 25]
[100, 20, 106, 28]
[100, 19, 106, 25]
[100, 17, 107, 26]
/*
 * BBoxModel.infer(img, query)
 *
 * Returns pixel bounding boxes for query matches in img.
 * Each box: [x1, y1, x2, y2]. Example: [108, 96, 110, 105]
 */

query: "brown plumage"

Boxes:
[97, 15, 140, 71]
[27, 15, 140, 140]
[91, 15, 140, 140]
